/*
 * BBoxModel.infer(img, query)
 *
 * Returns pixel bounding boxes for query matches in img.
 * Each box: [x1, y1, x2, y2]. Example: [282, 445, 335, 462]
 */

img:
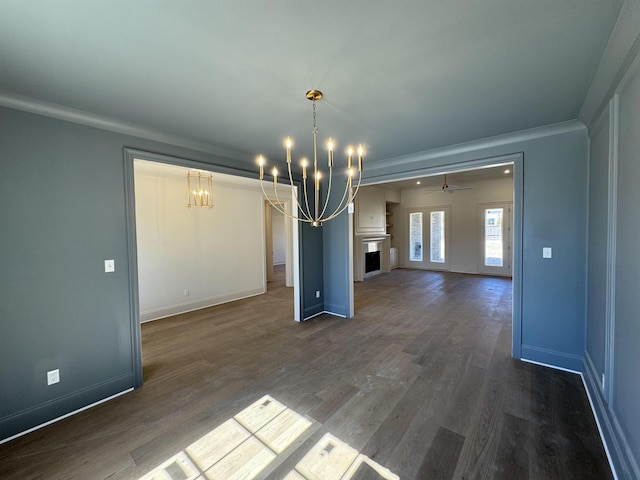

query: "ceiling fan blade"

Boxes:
[423, 185, 473, 194]
[422, 174, 474, 193]
[423, 188, 445, 193]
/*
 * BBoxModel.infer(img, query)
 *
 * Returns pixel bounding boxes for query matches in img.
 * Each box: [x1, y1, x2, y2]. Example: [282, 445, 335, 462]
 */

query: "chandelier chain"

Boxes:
[312, 100, 318, 135]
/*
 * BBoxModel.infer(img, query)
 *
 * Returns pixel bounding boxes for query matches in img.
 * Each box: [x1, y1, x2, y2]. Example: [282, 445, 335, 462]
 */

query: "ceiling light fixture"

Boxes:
[257, 90, 363, 227]
[187, 171, 213, 209]
[504, 168, 511, 174]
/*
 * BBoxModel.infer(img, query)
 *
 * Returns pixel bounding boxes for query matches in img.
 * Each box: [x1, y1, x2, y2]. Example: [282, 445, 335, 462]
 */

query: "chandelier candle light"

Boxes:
[258, 90, 364, 227]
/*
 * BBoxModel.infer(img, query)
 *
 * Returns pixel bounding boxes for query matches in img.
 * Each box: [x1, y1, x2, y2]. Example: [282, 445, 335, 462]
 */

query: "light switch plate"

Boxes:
[47, 369, 60, 385]
[542, 247, 552, 259]
[104, 259, 115, 272]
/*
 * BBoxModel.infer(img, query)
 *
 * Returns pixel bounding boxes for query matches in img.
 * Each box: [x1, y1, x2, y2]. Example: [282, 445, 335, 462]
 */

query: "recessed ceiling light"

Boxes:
[504, 169, 511, 174]
[416, 180, 421, 185]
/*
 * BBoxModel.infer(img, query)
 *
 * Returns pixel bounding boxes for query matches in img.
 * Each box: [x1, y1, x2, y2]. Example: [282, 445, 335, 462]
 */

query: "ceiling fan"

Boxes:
[423, 174, 473, 194]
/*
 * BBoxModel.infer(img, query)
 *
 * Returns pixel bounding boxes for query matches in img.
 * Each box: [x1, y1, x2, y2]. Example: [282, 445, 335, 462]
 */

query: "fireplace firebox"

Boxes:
[365, 251, 381, 273]
[364, 240, 382, 277]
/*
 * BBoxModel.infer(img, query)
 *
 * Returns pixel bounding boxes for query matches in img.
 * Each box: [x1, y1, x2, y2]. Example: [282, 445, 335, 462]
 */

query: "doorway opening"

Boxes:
[123, 149, 300, 387]
[264, 202, 294, 290]
[356, 152, 522, 358]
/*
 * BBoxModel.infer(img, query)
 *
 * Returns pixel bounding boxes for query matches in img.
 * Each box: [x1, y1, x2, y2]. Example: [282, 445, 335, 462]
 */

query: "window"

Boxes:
[430, 211, 445, 263]
[406, 207, 450, 269]
[409, 212, 423, 261]
[478, 203, 511, 276]
[484, 208, 504, 267]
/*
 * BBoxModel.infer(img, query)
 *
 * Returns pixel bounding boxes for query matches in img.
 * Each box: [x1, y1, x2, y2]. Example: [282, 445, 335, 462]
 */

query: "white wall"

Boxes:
[271, 208, 286, 265]
[395, 176, 513, 274]
[134, 160, 266, 321]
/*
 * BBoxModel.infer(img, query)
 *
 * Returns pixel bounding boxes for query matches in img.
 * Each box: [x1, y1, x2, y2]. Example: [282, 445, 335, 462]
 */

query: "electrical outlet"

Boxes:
[542, 247, 552, 259]
[316, 290, 321, 298]
[104, 259, 115, 272]
[184, 288, 190, 297]
[47, 369, 60, 385]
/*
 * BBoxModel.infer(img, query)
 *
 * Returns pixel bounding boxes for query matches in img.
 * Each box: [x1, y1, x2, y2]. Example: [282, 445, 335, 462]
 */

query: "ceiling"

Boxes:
[0, 1, 623, 170]
[382, 164, 513, 191]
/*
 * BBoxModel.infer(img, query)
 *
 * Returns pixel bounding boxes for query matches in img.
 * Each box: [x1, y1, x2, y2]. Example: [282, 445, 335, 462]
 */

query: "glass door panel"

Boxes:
[409, 212, 423, 262]
[484, 208, 504, 267]
[430, 211, 445, 263]
[406, 207, 450, 270]
[478, 203, 511, 276]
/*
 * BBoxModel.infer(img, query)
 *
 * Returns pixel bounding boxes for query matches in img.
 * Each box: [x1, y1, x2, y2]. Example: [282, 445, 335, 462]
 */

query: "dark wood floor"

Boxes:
[0, 267, 611, 479]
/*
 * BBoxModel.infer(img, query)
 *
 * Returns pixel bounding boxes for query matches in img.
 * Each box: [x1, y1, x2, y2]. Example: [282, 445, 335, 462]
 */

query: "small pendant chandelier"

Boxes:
[258, 90, 363, 227]
[187, 171, 213, 209]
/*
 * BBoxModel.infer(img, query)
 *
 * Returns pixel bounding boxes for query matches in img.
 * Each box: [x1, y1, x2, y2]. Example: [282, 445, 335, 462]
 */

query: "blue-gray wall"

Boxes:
[322, 188, 353, 318]
[586, 109, 610, 382]
[300, 221, 324, 319]
[0, 106, 303, 440]
[613, 77, 640, 477]
[581, 3, 640, 476]
[0, 108, 136, 438]
[298, 185, 354, 320]
[583, 67, 640, 480]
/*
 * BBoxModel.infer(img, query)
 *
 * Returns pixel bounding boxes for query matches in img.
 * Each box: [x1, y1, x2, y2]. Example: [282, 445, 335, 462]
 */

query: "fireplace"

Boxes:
[365, 251, 381, 273]
[354, 236, 390, 281]
[364, 241, 382, 277]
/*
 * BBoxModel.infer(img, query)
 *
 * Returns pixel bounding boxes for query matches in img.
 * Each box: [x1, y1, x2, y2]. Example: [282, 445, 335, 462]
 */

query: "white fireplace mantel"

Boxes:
[354, 234, 391, 282]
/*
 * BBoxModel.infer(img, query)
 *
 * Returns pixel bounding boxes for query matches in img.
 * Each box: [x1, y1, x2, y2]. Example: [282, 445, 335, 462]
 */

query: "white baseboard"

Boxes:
[140, 287, 265, 322]
[0, 388, 133, 445]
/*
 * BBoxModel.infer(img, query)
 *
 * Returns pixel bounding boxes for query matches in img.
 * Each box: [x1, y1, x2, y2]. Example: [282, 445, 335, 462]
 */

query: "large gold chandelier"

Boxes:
[258, 90, 363, 227]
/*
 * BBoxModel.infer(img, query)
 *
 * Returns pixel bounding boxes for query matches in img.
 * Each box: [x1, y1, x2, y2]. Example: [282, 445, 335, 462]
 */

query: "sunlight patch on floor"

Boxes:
[286, 432, 399, 480]
[138, 395, 398, 480]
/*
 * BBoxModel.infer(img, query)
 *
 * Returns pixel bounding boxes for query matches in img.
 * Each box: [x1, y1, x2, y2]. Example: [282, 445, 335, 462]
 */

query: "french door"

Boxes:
[406, 206, 451, 270]
[478, 203, 512, 276]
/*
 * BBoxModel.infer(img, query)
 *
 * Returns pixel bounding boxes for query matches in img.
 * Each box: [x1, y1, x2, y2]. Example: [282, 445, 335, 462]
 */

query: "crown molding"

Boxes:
[0, 90, 587, 173]
[0, 90, 253, 163]
[579, 0, 640, 128]
[365, 119, 586, 174]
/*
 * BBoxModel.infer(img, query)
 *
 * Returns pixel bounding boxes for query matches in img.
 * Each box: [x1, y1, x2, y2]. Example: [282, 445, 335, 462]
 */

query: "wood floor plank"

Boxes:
[496, 412, 530, 479]
[361, 371, 438, 467]
[453, 375, 507, 479]
[0, 267, 612, 480]
[441, 363, 488, 437]
[307, 385, 360, 424]
[415, 426, 465, 480]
